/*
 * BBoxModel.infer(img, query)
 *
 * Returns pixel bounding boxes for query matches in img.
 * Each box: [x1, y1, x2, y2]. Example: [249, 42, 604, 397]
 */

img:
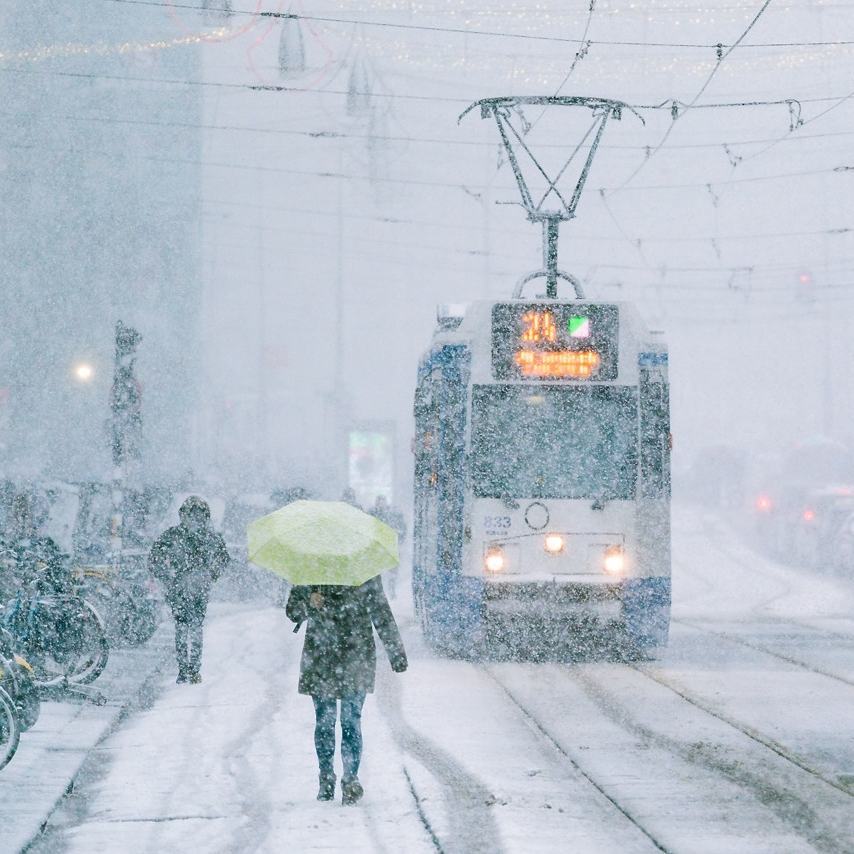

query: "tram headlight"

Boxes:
[484, 547, 506, 574]
[544, 533, 564, 555]
[603, 546, 625, 575]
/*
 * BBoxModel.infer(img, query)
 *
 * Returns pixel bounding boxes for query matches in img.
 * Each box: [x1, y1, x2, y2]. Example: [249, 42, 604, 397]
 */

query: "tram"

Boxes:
[412, 299, 671, 655]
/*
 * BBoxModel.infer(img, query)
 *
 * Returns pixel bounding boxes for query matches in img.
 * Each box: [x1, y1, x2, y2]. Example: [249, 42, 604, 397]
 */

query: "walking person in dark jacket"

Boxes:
[148, 496, 229, 684]
[286, 576, 407, 804]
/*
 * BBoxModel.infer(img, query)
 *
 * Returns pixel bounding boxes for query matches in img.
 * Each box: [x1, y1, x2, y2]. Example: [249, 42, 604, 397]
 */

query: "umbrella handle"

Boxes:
[292, 621, 303, 634]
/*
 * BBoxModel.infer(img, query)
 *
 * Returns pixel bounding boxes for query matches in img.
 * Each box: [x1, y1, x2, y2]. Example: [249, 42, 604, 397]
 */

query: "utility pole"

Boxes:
[333, 141, 349, 492]
[256, 200, 270, 467]
[110, 321, 142, 568]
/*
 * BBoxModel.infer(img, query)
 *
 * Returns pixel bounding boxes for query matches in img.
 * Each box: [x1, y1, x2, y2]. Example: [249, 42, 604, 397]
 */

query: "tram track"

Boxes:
[626, 660, 854, 798]
[570, 662, 854, 853]
[486, 659, 854, 854]
[481, 668, 672, 854]
[672, 517, 854, 688]
[672, 616, 854, 688]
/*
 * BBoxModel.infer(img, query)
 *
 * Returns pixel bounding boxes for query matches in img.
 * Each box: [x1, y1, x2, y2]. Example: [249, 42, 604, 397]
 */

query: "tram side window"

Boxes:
[414, 382, 439, 488]
[640, 373, 670, 498]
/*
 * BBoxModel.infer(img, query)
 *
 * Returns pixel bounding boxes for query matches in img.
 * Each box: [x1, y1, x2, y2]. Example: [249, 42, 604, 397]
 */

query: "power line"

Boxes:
[4, 136, 852, 194]
[552, 0, 597, 96]
[203, 195, 854, 247]
[0, 64, 473, 105]
[5, 103, 854, 157]
[1, 63, 846, 120]
[608, 0, 775, 195]
[99, 0, 854, 51]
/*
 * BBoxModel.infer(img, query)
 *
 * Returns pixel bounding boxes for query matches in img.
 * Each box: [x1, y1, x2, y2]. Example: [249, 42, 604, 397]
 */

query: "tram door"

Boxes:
[639, 365, 671, 500]
[636, 362, 672, 624]
[413, 374, 439, 608]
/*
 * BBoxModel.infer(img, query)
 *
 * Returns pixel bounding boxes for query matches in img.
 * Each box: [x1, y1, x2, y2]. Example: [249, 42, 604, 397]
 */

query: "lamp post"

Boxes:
[110, 321, 143, 567]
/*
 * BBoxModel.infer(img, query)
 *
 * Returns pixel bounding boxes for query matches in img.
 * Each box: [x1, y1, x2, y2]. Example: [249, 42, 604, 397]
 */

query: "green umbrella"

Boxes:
[247, 499, 398, 586]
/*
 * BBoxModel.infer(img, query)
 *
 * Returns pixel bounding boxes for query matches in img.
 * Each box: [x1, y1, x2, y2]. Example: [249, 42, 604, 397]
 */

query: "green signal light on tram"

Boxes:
[568, 315, 590, 338]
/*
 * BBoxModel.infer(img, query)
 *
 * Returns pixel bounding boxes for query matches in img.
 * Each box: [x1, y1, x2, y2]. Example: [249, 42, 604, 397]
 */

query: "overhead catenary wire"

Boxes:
[202, 196, 854, 255]
[4, 136, 853, 195]
[2, 62, 838, 116]
[9, 0, 853, 307]
[201, 223, 854, 296]
[98, 0, 854, 51]
[7, 104, 854, 154]
[606, 0, 776, 196]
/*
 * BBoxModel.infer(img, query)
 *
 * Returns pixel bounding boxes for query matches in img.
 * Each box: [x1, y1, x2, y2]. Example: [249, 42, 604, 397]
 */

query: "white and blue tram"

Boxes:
[412, 299, 671, 655]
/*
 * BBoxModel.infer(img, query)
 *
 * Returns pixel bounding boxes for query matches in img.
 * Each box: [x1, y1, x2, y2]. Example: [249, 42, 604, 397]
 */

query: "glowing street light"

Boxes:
[73, 362, 94, 383]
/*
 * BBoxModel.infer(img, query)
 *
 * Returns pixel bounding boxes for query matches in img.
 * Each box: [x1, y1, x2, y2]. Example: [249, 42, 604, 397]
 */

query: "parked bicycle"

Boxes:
[75, 554, 160, 649]
[3, 549, 109, 689]
[0, 684, 19, 771]
[0, 626, 40, 731]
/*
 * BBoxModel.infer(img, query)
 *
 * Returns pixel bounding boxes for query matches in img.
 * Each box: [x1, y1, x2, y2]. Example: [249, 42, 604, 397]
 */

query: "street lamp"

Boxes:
[73, 362, 95, 383]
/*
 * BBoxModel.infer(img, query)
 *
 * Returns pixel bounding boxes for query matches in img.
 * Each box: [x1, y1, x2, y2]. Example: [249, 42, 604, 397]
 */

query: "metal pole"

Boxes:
[544, 216, 560, 298]
[335, 143, 347, 491]
[109, 464, 123, 568]
[110, 324, 124, 570]
[110, 322, 142, 571]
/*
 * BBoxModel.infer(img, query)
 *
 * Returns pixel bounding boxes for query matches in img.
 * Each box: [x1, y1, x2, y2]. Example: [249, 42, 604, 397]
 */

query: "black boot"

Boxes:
[341, 777, 363, 806]
[317, 773, 336, 802]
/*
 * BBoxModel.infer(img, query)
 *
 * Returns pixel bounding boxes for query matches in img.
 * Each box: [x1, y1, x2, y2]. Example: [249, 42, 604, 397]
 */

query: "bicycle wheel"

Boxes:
[64, 600, 110, 685]
[117, 590, 159, 647]
[0, 686, 20, 771]
[34, 599, 110, 687]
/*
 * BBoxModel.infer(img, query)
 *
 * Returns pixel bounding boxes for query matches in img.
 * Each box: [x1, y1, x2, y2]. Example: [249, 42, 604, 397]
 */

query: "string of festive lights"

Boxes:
[0, 28, 229, 64]
[6, 0, 850, 307]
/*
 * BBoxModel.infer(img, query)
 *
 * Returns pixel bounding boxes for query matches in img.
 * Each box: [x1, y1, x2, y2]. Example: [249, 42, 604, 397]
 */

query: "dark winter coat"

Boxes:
[286, 577, 407, 698]
[148, 524, 229, 608]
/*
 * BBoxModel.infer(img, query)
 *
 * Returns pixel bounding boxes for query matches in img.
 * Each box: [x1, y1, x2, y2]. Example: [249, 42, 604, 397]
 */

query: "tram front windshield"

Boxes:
[471, 385, 638, 501]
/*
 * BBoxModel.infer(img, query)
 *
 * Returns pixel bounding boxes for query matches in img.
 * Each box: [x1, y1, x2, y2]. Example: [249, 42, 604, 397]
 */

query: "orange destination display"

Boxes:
[491, 303, 619, 381]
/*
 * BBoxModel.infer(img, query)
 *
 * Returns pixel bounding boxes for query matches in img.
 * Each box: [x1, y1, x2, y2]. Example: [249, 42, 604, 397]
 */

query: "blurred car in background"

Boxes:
[747, 439, 854, 574]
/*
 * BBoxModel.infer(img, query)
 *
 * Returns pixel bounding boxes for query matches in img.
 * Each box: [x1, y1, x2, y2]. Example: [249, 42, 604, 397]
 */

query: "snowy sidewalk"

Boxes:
[0, 621, 173, 854]
[32, 604, 436, 854]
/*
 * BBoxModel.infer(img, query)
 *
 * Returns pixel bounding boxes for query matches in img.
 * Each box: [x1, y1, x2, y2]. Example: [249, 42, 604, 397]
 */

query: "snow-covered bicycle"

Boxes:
[0, 685, 19, 771]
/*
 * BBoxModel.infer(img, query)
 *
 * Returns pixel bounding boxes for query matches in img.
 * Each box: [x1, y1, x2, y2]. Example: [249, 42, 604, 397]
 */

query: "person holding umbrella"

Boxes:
[248, 500, 408, 805]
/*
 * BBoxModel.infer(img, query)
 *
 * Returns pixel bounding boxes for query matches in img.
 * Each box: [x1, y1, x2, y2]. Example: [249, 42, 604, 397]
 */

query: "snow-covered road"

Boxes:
[12, 508, 854, 854]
